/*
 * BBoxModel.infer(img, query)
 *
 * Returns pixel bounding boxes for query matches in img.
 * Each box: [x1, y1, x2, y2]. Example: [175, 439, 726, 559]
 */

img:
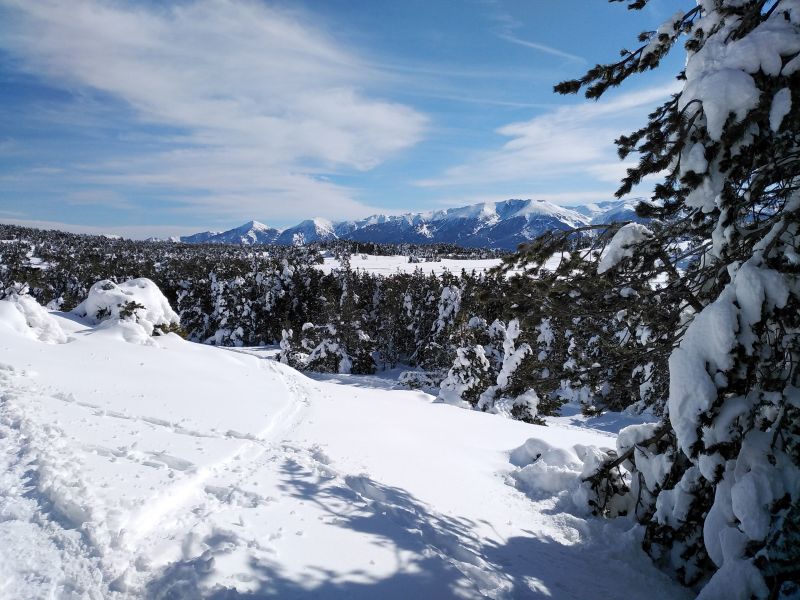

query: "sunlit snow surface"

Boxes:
[316, 254, 509, 277]
[0, 307, 690, 599]
[316, 253, 565, 277]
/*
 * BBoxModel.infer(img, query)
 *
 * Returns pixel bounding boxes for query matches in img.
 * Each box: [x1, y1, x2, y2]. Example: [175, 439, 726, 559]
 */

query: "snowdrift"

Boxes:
[0, 293, 67, 344]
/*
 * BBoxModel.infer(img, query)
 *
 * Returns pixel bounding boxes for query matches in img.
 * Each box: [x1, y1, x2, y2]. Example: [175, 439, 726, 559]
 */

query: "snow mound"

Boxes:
[597, 223, 653, 274]
[0, 294, 67, 343]
[509, 438, 583, 496]
[92, 318, 158, 346]
[73, 278, 179, 336]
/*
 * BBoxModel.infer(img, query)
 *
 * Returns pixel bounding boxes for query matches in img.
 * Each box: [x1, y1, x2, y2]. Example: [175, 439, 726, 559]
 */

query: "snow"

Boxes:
[73, 278, 180, 336]
[769, 87, 792, 132]
[509, 438, 582, 495]
[679, 9, 800, 141]
[318, 254, 508, 276]
[681, 142, 708, 176]
[0, 293, 67, 344]
[597, 223, 653, 274]
[0, 296, 691, 599]
[668, 259, 789, 459]
[681, 68, 760, 142]
[640, 11, 684, 61]
[317, 253, 559, 277]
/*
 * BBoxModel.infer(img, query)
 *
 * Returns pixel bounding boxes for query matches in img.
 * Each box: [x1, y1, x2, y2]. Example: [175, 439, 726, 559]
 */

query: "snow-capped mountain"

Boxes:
[274, 218, 336, 246]
[571, 199, 646, 225]
[179, 230, 222, 244]
[180, 220, 280, 245]
[179, 199, 644, 249]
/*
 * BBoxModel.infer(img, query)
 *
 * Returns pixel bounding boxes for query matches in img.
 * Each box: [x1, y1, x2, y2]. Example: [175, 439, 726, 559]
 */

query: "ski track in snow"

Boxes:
[0, 365, 109, 600]
[0, 358, 312, 598]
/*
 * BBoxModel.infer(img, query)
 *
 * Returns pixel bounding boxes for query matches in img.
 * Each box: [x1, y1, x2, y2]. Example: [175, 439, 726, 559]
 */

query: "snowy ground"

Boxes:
[0, 305, 690, 599]
[317, 254, 513, 277]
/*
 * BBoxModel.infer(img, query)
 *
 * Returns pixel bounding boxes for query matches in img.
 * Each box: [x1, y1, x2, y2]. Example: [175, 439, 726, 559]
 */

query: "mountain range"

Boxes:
[177, 198, 643, 250]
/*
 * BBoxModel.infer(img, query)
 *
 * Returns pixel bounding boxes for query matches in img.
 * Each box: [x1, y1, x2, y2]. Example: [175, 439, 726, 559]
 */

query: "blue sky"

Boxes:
[0, 0, 684, 238]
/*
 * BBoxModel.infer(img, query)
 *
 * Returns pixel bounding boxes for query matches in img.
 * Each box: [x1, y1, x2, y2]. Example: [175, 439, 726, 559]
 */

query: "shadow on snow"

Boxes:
[145, 447, 683, 599]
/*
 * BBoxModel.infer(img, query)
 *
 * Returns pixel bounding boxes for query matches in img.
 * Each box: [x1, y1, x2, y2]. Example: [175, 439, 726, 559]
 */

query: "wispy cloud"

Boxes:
[66, 189, 135, 211]
[0, 0, 427, 222]
[499, 34, 585, 63]
[484, 0, 585, 64]
[416, 82, 680, 190]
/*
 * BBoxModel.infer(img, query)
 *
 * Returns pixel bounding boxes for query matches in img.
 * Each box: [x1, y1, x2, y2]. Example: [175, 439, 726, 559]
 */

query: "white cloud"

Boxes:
[0, 0, 427, 220]
[417, 83, 680, 190]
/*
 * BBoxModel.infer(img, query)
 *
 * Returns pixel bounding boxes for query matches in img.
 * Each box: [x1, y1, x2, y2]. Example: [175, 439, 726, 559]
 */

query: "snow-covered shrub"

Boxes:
[73, 278, 180, 336]
[0, 293, 67, 344]
[411, 281, 462, 370]
[510, 438, 584, 498]
[281, 321, 374, 375]
[573, 445, 634, 519]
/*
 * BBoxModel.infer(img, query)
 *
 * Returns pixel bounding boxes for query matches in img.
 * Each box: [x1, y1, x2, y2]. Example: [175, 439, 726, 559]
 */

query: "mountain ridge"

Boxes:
[176, 198, 644, 249]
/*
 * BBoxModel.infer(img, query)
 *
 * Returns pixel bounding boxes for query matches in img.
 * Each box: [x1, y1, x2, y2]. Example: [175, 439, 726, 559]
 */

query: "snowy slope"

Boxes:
[179, 199, 641, 250]
[0, 301, 689, 599]
[274, 218, 336, 246]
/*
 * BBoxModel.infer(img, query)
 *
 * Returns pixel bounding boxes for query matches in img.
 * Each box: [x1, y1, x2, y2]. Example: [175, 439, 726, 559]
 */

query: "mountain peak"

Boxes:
[239, 220, 271, 231]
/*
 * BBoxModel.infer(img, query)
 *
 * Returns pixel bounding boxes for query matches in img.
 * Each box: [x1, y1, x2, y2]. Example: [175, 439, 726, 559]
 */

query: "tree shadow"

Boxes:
[145, 449, 688, 599]
[302, 371, 405, 391]
[556, 403, 649, 435]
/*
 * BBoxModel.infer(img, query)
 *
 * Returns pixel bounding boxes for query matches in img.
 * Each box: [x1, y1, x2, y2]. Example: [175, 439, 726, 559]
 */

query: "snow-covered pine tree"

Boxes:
[438, 317, 498, 407]
[498, 226, 680, 415]
[439, 345, 494, 407]
[476, 318, 543, 423]
[556, 1, 800, 596]
[406, 270, 450, 370]
[328, 254, 376, 374]
[371, 274, 415, 369]
[279, 327, 304, 369]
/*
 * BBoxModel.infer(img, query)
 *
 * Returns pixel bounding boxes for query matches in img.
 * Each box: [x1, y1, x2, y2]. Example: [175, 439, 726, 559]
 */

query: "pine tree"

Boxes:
[553, 2, 800, 596]
[438, 344, 495, 407]
[476, 318, 543, 423]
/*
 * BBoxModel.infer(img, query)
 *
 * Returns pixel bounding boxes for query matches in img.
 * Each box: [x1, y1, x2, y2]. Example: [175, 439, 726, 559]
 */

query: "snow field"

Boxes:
[317, 254, 507, 277]
[317, 252, 569, 277]
[0, 296, 690, 598]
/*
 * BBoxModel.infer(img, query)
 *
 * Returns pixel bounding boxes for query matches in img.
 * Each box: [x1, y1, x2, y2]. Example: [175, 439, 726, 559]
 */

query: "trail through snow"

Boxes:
[0, 307, 690, 599]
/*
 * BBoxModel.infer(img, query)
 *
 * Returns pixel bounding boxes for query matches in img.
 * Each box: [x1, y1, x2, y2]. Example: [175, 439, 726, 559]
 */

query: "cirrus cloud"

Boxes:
[0, 0, 427, 222]
[416, 82, 681, 191]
